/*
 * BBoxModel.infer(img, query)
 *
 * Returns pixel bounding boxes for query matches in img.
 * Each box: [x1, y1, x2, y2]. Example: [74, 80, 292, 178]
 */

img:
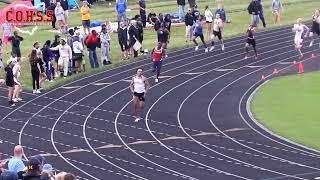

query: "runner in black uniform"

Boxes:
[244, 24, 258, 60]
[309, 10, 320, 47]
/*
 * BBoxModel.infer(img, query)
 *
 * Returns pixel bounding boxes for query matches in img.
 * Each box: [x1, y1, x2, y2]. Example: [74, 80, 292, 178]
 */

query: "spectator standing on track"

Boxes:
[185, 8, 194, 42]
[85, 30, 100, 68]
[152, 42, 166, 83]
[309, 10, 320, 47]
[8, 31, 23, 59]
[5, 59, 15, 106]
[192, 17, 208, 52]
[50, 38, 73, 78]
[292, 18, 309, 59]
[244, 24, 259, 60]
[247, 0, 260, 27]
[118, 22, 129, 60]
[116, 0, 128, 26]
[210, 14, 224, 52]
[138, 0, 147, 27]
[80, 1, 91, 35]
[257, 0, 266, 28]
[29, 50, 42, 94]
[204, 5, 213, 40]
[8, 145, 25, 173]
[272, 0, 282, 25]
[177, 0, 185, 22]
[129, 68, 150, 122]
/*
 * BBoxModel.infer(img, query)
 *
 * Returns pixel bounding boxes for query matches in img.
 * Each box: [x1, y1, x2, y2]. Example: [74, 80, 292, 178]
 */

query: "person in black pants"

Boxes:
[47, 1, 57, 30]
[118, 22, 129, 60]
[138, 0, 146, 27]
[5, 60, 15, 106]
[29, 50, 41, 94]
[128, 20, 140, 57]
[8, 31, 23, 58]
[257, 0, 266, 28]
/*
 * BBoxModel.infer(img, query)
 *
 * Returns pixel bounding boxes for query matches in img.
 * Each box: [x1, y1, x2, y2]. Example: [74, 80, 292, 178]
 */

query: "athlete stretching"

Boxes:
[292, 18, 309, 59]
[130, 68, 150, 122]
[244, 24, 258, 60]
[210, 14, 225, 52]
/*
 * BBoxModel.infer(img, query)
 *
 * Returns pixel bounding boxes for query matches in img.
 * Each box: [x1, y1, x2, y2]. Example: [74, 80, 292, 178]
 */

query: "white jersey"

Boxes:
[133, 76, 145, 93]
[293, 24, 307, 45]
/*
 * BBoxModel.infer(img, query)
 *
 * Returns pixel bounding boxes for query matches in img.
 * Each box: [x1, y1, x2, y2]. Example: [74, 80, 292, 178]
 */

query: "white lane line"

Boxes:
[184, 72, 206, 75]
[205, 54, 318, 178]
[214, 68, 234, 72]
[148, 45, 312, 179]
[61, 86, 82, 89]
[246, 65, 266, 68]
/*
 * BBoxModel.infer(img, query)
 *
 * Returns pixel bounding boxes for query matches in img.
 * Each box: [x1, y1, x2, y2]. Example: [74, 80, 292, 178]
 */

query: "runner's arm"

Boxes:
[129, 78, 134, 93]
[144, 77, 150, 94]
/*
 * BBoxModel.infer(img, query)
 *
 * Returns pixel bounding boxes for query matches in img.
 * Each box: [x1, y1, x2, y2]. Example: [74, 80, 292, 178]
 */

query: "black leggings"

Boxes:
[31, 70, 40, 90]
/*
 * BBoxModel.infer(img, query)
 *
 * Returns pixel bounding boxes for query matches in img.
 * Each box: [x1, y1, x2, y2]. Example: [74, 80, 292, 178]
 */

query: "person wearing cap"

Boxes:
[4, 58, 15, 106]
[80, 1, 91, 35]
[8, 145, 25, 173]
[50, 38, 72, 78]
[23, 157, 42, 180]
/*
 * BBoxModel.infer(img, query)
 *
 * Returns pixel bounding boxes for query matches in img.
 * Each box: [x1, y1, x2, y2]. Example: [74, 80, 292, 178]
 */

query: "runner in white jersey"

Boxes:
[292, 18, 309, 59]
[129, 68, 150, 122]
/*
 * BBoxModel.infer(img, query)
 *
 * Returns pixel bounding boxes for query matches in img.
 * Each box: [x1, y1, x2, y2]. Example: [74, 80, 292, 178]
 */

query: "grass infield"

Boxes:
[252, 71, 320, 150]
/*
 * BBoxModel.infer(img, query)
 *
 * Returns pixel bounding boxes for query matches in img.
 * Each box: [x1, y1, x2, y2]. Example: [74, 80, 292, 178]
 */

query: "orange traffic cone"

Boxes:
[273, 68, 279, 75]
[261, 75, 266, 81]
[298, 62, 304, 74]
[311, 53, 316, 58]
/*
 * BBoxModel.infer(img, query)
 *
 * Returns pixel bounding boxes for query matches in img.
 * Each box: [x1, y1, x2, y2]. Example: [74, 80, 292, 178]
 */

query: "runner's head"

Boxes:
[297, 18, 302, 24]
[157, 42, 162, 49]
[315, 10, 320, 16]
[136, 68, 143, 76]
[205, 5, 209, 10]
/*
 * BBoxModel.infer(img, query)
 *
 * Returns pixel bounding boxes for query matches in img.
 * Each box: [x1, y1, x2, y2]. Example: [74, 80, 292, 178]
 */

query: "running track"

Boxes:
[1, 25, 320, 180]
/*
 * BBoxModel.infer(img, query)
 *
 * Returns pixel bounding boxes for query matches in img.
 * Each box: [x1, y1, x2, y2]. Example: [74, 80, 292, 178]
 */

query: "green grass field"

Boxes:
[252, 71, 320, 150]
[0, 0, 319, 90]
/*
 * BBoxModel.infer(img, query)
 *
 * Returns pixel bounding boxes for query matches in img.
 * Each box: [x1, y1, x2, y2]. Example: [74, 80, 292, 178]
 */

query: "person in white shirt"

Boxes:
[72, 30, 84, 72]
[50, 38, 72, 78]
[12, 57, 22, 103]
[210, 13, 224, 51]
[0, 19, 13, 50]
[129, 68, 150, 122]
[100, 26, 111, 65]
[292, 18, 309, 59]
[204, 5, 213, 39]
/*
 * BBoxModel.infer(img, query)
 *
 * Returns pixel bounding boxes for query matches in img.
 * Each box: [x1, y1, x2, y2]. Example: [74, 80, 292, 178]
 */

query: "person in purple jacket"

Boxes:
[43, 40, 55, 82]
